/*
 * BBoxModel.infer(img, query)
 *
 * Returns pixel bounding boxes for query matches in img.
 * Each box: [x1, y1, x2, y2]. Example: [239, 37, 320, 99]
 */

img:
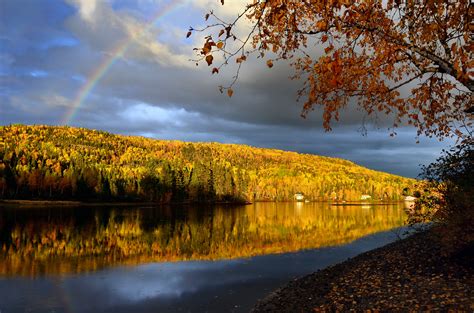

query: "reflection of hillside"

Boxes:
[0, 203, 405, 276]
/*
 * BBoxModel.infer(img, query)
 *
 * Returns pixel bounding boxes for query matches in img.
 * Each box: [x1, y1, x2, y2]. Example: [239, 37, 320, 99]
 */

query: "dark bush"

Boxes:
[407, 138, 473, 255]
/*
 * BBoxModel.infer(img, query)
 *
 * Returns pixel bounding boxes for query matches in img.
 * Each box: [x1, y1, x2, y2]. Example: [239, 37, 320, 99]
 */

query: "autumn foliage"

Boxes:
[0, 125, 414, 202]
[192, 0, 473, 138]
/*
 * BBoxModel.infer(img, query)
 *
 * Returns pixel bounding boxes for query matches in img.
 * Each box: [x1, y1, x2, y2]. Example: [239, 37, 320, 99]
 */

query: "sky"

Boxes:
[0, 0, 454, 178]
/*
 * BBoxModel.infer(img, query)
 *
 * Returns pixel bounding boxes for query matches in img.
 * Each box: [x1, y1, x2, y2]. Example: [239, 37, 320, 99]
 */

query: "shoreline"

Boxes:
[0, 199, 150, 207]
[0, 199, 252, 207]
[252, 230, 473, 312]
[0, 199, 403, 207]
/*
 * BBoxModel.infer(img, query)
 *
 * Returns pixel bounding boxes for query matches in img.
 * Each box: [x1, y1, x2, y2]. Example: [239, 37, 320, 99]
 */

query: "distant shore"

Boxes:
[252, 229, 473, 312]
[0, 199, 403, 207]
[0, 199, 151, 207]
[0, 199, 252, 207]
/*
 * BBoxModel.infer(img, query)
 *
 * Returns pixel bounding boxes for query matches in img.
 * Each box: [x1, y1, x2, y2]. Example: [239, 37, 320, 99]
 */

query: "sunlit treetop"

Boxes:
[190, 0, 473, 139]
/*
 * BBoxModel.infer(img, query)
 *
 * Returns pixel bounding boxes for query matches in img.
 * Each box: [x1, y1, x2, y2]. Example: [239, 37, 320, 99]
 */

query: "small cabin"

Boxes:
[294, 193, 305, 202]
[360, 194, 372, 200]
[404, 196, 417, 201]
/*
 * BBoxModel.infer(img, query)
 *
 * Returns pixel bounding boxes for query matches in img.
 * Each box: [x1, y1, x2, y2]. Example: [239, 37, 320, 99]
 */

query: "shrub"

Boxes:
[407, 138, 473, 255]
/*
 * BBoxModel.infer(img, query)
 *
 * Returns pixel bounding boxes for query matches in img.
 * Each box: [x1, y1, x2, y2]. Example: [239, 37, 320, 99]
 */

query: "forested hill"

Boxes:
[0, 125, 414, 203]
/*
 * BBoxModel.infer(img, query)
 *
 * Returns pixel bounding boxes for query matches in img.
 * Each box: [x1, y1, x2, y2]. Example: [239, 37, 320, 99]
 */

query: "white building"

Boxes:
[294, 193, 305, 202]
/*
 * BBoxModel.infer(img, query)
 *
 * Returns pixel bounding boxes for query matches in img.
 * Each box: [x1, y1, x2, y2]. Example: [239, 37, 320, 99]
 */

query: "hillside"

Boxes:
[0, 125, 415, 202]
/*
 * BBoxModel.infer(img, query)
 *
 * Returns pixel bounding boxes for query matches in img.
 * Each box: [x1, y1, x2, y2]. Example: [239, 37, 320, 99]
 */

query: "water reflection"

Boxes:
[0, 230, 406, 313]
[0, 202, 405, 276]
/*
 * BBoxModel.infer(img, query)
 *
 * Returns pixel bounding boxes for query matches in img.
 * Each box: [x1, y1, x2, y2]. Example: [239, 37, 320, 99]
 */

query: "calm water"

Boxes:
[0, 202, 406, 312]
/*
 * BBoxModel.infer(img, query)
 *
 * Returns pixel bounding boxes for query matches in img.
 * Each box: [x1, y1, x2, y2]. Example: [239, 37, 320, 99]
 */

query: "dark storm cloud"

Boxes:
[84, 57, 381, 130]
[0, 0, 453, 177]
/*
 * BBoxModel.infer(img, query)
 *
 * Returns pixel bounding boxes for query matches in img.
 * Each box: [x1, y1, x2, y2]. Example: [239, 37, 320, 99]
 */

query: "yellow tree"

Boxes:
[191, 0, 472, 138]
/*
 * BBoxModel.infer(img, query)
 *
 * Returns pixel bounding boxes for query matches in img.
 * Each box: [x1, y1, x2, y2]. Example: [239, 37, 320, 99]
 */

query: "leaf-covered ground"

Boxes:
[252, 230, 473, 312]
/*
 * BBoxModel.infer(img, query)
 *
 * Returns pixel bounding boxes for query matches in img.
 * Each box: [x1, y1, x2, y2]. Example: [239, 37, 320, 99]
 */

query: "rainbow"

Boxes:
[63, 0, 186, 125]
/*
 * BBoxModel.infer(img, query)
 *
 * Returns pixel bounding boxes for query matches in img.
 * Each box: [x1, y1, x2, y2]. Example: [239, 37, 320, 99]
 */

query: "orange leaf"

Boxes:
[316, 20, 327, 30]
[202, 42, 212, 55]
[227, 88, 233, 97]
[212, 67, 219, 74]
[205, 55, 213, 66]
[450, 43, 457, 54]
[216, 41, 224, 49]
[266, 60, 273, 68]
[236, 55, 247, 63]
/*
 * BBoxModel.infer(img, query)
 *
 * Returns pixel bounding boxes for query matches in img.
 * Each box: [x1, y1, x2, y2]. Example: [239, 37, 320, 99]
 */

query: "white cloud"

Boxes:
[41, 94, 72, 108]
[119, 102, 199, 127]
[73, 0, 97, 22]
[191, 0, 249, 18]
[65, 0, 194, 67]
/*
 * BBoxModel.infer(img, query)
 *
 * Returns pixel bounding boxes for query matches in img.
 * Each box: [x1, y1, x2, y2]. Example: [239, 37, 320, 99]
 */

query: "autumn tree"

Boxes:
[0, 125, 413, 202]
[191, 0, 473, 138]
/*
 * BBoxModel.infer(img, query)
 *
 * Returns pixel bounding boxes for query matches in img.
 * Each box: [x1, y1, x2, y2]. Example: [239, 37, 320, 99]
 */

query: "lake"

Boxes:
[0, 202, 406, 312]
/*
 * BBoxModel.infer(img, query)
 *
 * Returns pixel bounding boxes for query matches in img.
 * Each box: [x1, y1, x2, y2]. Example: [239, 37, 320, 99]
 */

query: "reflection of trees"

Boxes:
[0, 203, 405, 276]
